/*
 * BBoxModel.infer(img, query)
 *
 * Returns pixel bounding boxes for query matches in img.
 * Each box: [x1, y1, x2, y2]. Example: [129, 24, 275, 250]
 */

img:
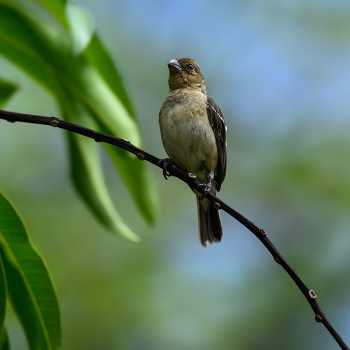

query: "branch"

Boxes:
[0, 109, 348, 350]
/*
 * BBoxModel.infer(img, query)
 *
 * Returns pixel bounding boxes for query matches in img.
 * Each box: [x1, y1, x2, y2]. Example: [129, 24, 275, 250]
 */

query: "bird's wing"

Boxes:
[206, 95, 227, 191]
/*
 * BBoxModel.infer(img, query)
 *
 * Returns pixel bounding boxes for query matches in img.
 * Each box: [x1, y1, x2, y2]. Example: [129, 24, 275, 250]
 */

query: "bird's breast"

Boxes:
[159, 90, 218, 183]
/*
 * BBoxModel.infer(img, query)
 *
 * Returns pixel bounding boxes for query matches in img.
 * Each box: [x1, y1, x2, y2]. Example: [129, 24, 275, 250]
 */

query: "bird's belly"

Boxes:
[160, 106, 218, 183]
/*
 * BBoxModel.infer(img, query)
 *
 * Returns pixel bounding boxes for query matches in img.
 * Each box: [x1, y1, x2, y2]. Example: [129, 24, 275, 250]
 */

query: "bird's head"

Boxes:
[167, 58, 206, 93]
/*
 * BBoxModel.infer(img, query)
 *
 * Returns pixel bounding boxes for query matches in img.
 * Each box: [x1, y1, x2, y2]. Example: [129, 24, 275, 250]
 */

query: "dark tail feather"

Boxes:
[197, 197, 223, 247]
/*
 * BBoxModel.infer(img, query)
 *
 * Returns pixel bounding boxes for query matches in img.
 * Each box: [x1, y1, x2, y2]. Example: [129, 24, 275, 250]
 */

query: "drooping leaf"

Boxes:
[0, 4, 139, 143]
[84, 36, 136, 119]
[101, 132, 158, 225]
[0, 192, 61, 350]
[65, 4, 95, 56]
[68, 133, 140, 241]
[35, 0, 67, 27]
[61, 98, 140, 241]
[0, 249, 7, 339]
[0, 326, 9, 350]
[0, 4, 68, 92]
[0, 78, 17, 108]
[0, 3, 158, 233]
[82, 38, 159, 223]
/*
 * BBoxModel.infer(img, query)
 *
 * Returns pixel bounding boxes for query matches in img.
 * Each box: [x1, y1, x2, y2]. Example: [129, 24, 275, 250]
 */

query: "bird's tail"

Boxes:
[196, 194, 223, 247]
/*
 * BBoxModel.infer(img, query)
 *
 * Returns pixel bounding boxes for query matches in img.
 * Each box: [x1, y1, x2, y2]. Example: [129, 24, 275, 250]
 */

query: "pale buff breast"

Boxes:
[159, 89, 218, 183]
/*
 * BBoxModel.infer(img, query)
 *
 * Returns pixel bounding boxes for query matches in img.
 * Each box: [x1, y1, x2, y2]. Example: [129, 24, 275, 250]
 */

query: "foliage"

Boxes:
[0, 191, 61, 350]
[0, 79, 17, 109]
[0, 0, 158, 241]
[0, 0, 161, 348]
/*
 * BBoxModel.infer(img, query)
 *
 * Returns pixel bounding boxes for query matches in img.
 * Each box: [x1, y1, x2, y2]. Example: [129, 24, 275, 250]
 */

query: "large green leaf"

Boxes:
[0, 192, 61, 350]
[0, 4, 66, 92]
[68, 132, 140, 241]
[82, 40, 159, 222]
[102, 133, 159, 226]
[0, 327, 9, 350]
[0, 248, 7, 350]
[0, 3, 158, 234]
[0, 78, 17, 108]
[84, 36, 136, 119]
[36, 0, 136, 118]
[0, 239, 8, 349]
[60, 97, 140, 241]
[65, 4, 95, 56]
[36, 0, 67, 27]
[0, 2, 138, 144]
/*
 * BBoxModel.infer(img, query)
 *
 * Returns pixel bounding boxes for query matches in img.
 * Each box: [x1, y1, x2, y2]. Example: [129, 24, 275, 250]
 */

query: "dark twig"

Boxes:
[0, 109, 348, 350]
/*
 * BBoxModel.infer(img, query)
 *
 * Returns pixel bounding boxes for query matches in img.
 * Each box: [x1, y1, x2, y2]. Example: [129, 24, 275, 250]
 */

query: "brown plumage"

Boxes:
[159, 58, 227, 247]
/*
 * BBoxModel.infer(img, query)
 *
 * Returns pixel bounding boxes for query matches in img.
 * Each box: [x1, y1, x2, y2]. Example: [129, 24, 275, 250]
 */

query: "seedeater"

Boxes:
[159, 58, 227, 247]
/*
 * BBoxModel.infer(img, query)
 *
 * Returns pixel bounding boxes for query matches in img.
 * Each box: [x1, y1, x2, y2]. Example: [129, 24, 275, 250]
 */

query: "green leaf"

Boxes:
[0, 4, 139, 143]
[63, 61, 142, 145]
[0, 326, 9, 350]
[0, 192, 61, 350]
[0, 4, 69, 92]
[0, 236, 8, 349]
[0, 3, 158, 233]
[61, 99, 140, 241]
[103, 136, 159, 225]
[83, 38, 159, 224]
[0, 251, 6, 331]
[35, 0, 67, 27]
[68, 133, 140, 241]
[76, 33, 157, 220]
[0, 77, 17, 108]
[65, 4, 95, 56]
[84, 36, 136, 118]
[0, 249, 7, 350]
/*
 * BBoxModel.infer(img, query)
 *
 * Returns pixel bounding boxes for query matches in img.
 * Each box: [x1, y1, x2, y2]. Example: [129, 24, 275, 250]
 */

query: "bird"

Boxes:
[159, 57, 227, 247]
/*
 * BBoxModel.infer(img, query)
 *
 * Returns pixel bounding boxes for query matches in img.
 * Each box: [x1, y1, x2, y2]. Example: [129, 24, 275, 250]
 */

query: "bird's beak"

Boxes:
[167, 59, 182, 73]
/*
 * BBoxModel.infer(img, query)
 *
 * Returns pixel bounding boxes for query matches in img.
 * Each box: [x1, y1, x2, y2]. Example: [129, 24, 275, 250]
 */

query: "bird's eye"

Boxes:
[187, 64, 194, 70]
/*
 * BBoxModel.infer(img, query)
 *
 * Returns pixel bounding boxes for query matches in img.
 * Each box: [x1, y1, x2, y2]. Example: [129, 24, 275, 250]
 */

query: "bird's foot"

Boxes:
[198, 182, 212, 201]
[158, 158, 174, 180]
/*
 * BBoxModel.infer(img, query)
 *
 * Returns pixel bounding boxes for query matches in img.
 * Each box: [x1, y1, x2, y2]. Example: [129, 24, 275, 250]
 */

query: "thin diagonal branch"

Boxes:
[0, 109, 348, 350]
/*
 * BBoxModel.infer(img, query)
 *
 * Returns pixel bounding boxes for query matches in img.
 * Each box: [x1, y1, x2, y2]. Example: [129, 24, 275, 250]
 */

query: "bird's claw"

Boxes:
[158, 158, 174, 180]
[198, 183, 212, 201]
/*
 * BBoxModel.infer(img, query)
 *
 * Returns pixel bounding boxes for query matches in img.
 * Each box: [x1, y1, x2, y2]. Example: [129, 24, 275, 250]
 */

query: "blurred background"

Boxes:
[1, 0, 350, 349]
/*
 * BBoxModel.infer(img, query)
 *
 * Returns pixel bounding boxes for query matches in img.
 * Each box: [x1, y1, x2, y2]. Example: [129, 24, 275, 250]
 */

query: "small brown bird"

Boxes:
[159, 58, 227, 247]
